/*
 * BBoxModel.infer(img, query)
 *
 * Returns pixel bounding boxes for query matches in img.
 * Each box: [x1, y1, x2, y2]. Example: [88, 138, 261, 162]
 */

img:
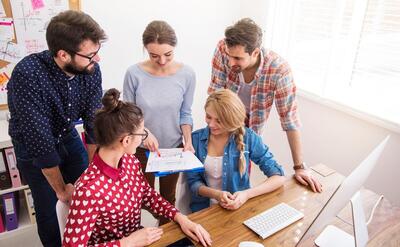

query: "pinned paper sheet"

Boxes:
[0, 64, 14, 105]
[0, 18, 14, 42]
[0, 42, 25, 64]
[0, 2, 5, 17]
[11, 0, 68, 54]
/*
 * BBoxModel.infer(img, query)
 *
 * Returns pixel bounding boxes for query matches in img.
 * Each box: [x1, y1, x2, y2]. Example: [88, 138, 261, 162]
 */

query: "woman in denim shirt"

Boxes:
[187, 90, 285, 212]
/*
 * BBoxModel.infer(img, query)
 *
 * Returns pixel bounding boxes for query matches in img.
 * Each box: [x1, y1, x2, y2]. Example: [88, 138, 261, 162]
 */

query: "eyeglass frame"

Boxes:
[120, 129, 149, 143]
[71, 44, 101, 62]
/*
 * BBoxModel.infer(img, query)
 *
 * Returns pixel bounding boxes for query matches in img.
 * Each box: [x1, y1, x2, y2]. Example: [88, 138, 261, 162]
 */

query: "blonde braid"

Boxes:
[235, 126, 246, 177]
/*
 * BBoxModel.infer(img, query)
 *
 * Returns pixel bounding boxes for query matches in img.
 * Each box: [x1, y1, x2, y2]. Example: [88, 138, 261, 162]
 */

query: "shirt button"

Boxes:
[69, 87, 72, 90]
[67, 118, 70, 121]
[224, 153, 227, 155]
[63, 128, 66, 132]
[59, 134, 62, 137]
[68, 103, 71, 107]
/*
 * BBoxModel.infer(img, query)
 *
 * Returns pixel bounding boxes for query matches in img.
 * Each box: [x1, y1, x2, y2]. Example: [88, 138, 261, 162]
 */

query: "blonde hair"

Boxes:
[205, 89, 247, 177]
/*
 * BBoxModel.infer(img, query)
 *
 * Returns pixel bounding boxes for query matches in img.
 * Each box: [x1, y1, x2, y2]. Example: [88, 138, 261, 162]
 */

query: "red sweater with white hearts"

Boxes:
[62, 153, 179, 247]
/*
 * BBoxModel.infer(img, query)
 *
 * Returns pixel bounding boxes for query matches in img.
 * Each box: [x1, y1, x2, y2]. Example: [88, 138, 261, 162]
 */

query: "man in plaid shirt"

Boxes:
[208, 18, 322, 193]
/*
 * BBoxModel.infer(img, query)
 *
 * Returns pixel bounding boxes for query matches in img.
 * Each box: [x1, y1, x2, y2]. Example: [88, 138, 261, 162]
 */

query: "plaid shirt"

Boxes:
[209, 40, 301, 134]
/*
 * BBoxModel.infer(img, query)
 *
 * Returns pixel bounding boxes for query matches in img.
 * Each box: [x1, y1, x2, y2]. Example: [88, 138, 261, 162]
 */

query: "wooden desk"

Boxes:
[149, 165, 400, 247]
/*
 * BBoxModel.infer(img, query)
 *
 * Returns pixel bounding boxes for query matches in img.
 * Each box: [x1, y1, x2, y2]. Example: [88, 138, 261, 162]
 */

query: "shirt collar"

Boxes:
[253, 48, 265, 79]
[93, 153, 122, 181]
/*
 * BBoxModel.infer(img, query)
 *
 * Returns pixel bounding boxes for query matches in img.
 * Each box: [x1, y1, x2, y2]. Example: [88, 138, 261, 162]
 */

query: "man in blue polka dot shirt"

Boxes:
[7, 10, 107, 247]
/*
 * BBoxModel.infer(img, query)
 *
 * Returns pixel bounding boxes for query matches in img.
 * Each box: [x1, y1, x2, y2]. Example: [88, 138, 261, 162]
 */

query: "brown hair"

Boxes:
[205, 90, 247, 177]
[142, 20, 177, 46]
[46, 10, 107, 56]
[225, 18, 262, 54]
[94, 88, 143, 147]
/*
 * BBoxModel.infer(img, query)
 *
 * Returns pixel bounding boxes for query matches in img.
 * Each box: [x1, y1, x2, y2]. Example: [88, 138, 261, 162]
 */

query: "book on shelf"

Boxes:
[1, 192, 18, 231]
[24, 188, 36, 224]
[0, 150, 12, 190]
[4, 148, 22, 188]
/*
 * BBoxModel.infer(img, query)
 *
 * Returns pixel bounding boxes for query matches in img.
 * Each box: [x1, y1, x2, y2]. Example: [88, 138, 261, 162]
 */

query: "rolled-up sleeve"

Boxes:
[274, 62, 301, 131]
[186, 170, 207, 197]
[179, 69, 195, 126]
[248, 129, 285, 177]
[8, 70, 61, 168]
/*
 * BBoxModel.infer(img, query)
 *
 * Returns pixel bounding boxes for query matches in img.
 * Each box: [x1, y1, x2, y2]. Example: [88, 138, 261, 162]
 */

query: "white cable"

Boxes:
[366, 195, 384, 226]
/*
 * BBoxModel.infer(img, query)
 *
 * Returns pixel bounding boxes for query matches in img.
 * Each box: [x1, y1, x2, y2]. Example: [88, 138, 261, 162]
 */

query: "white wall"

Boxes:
[259, 95, 400, 205]
[82, 0, 243, 130]
[81, 0, 400, 205]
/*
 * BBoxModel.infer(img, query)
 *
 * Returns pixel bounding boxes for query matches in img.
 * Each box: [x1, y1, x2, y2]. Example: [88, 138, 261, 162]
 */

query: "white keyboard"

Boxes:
[243, 203, 304, 239]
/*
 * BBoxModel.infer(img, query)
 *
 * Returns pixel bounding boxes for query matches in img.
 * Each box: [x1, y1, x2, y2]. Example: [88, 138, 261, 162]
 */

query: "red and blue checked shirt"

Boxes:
[209, 40, 301, 134]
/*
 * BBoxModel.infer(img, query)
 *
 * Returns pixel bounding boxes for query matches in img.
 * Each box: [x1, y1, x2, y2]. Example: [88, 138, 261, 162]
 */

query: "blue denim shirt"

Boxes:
[186, 127, 285, 212]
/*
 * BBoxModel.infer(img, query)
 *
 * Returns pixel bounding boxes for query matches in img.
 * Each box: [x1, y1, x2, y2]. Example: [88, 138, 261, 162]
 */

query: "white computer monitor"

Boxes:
[296, 136, 389, 247]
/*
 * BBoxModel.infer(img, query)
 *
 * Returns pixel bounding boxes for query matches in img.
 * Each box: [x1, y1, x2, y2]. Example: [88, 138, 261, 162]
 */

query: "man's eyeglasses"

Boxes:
[72, 45, 101, 62]
[121, 129, 149, 143]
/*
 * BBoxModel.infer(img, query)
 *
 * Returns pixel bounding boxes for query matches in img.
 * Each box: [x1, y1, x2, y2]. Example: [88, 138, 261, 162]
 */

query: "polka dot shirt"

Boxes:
[7, 50, 102, 169]
[62, 153, 179, 247]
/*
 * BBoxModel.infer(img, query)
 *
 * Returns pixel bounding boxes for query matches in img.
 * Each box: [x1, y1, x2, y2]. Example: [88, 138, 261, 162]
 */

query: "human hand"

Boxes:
[294, 169, 322, 193]
[57, 183, 74, 203]
[120, 227, 163, 247]
[183, 142, 195, 153]
[216, 190, 234, 205]
[143, 130, 159, 153]
[221, 190, 249, 210]
[174, 213, 212, 247]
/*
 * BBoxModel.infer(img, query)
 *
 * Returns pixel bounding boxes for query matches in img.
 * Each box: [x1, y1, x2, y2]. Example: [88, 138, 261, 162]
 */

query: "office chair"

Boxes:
[56, 200, 70, 241]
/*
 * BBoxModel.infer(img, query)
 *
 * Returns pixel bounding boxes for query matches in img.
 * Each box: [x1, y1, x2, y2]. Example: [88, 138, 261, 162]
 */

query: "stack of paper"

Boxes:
[146, 148, 204, 176]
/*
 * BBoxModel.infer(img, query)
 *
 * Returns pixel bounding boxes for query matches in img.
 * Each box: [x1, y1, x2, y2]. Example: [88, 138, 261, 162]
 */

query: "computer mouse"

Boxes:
[238, 241, 264, 247]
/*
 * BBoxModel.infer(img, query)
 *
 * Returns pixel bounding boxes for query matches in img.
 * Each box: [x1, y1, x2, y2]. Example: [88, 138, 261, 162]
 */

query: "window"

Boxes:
[265, 0, 400, 126]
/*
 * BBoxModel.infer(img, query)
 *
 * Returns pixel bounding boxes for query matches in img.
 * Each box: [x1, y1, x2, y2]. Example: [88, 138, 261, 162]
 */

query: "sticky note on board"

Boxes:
[31, 0, 45, 10]
[0, 72, 9, 86]
[0, 18, 14, 42]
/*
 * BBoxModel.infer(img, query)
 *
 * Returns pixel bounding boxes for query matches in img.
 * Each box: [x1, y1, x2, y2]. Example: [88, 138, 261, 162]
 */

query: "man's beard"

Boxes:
[64, 61, 96, 75]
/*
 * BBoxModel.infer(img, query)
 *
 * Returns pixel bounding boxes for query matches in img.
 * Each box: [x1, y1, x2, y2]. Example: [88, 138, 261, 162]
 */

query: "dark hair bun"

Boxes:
[102, 88, 121, 112]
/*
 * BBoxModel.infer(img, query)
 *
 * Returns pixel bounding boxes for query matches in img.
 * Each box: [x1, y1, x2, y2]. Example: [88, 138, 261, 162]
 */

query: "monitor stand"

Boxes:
[314, 191, 368, 247]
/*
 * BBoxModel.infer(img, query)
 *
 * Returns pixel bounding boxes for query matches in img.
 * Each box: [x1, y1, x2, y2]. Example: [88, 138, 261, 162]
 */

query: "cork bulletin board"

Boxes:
[0, 0, 81, 110]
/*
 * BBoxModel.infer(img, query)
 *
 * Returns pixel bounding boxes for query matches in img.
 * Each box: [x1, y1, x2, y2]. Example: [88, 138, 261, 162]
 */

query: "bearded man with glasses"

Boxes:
[7, 10, 107, 247]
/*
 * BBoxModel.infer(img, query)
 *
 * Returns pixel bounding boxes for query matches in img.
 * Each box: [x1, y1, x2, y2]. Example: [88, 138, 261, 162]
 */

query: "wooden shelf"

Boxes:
[0, 185, 29, 196]
[0, 120, 12, 149]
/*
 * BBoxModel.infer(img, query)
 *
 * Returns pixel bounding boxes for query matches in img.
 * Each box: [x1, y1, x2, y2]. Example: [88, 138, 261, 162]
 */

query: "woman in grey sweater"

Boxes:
[123, 20, 195, 225]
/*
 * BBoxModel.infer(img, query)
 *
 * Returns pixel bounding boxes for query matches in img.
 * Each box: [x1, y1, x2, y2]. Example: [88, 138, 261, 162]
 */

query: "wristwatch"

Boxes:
[293, 162, 308, 170]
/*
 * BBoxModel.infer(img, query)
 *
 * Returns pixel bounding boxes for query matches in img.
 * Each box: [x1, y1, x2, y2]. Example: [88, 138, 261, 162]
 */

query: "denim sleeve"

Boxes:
[186, 170, 207, 197]
[186, 131, 207, 196]
[82, 65, 102, 144]
[8, 70, 61, 168]
[248, 130, 285, 177]
[179, 69, 195, 126]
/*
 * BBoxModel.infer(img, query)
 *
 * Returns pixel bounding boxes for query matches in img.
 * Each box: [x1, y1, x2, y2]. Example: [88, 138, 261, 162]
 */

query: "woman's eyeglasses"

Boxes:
[130, 129, 149, 142]
[120, 129, 149, 143]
